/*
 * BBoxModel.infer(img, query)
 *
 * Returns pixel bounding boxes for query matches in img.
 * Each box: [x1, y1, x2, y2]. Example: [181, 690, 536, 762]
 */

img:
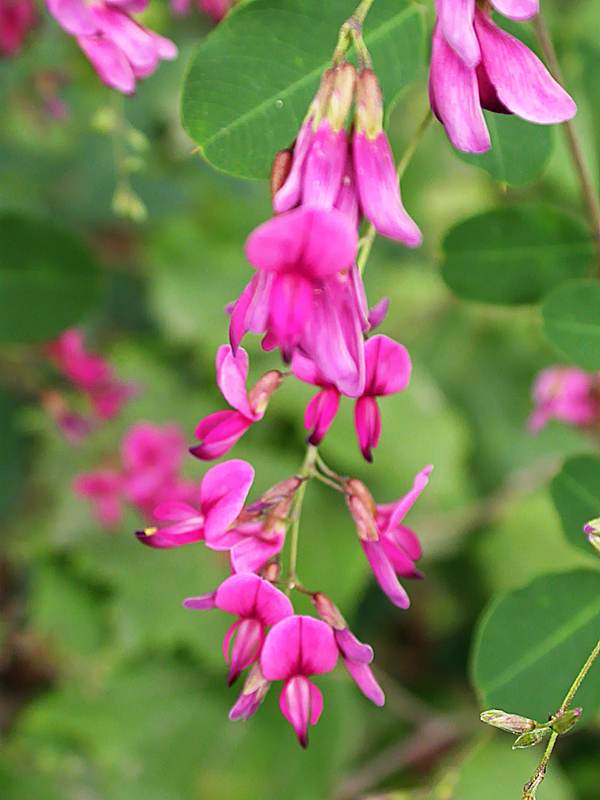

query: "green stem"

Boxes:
[332, 0, 375, 65]
[352, 0, 375, 25]
[286, 445, 318, 589]
[522, 638, 600, 798]
[532, 15, 600, 253]
[357, 109, 433, 276]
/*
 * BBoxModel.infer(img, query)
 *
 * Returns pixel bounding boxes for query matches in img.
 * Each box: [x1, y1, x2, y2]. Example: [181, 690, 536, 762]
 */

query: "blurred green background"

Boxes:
[1, 1, 600, 798]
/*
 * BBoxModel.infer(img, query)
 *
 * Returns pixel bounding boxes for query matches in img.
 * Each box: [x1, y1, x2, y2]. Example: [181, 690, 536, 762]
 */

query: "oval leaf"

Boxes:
[551, 455, 600, 554]
[181, 0, 424, 178]
[472, 570, 600, 721]
[441, 207, 594, 305]
[0, 214, 102, 343]
[455, 112, 554, 185]
[542, 279, 600, 369]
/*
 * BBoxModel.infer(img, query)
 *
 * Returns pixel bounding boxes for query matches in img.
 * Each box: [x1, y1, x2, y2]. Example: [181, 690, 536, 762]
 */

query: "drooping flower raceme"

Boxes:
[429, 2, 576, 152]
[190, 344, 282, 460]
[292, 334, 412, 461]
[184, 573, 293, 685]
[0, 0, 37, 56]
[528, 366, 600, 433]
[346, 465, 432, 609]
[46, 0, 177, 94]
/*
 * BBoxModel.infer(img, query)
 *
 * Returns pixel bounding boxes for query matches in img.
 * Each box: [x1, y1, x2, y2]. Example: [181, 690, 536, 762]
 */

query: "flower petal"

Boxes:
[362, 540, 411, 609]
[46, 0, 96, 36]
[490, 0, 538, 20]
[215, 573, 293, 625]
[273, 118, 316, 213]
[200, 459, 254, 540]
[436, 0, 480, 67]
[354, 395, 381, 463]
[279, 676, 323, 748]
[261, 615, 338, 680]
[343, 660, 385, 706]
[384, 465, 433, 532]
[304, 387, 340, 446]
[302, 121, 347, 209]
[77, 35, 136, 94]
[191, 410, 253, 460]
[334, 628, 373, 664]
[364, 335, 412, 397]
[215, 344, 253, 417]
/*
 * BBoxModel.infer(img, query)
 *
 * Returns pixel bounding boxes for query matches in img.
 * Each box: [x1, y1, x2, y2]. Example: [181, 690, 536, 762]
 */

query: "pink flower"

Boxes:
[199, 0, 233, 21]
[292, 334, 411, 461]
[73, 469, 124, 527]
[429, 6, 576, 153]
[190, 345, 282, 461]
[261, 615, 339, 747]
[313, 593, 384, 707]
[0, 0, 37, 56]
[353, 69, 422, 246]
[528, 367, 600, 433]
[230, 207, 365, 395]
[346, 466, 432, 609]
[122, 422, 187, 508]
[184, 573, 293, 685]
[46, 0, 177, 94]
[136, 458, 254, 548]
[229, 664, 271, 721]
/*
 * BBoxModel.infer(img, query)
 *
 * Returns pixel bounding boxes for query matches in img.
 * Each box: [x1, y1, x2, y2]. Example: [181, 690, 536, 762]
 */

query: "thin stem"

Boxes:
[286, 445, 318, 589]
[352, 0, 375, 25]
[332, 0, 376, 65]
[522, 638, 600, 798]
[313, 472, 345, 492]
[315, 452, 344, 480]
[532, 15, 600, 252]
[357, 108, 433, 276]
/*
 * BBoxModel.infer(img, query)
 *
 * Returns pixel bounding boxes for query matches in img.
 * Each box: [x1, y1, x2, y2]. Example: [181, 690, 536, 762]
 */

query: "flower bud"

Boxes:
[480, 709, 537, 735]
[248, 370, 283, 416]
[584, 519, 600, 554]
[312, 592, 346, 630]
[512, 727, 550, 750]
[354, 68, 383, 139]
[344, 478, 379, 541]
[327, 62, 356, 130]
[271, 148, 294, 199]
[307, 68, 334, 129]
[550, 707, 582, 735]
[262, 562, 281, 583]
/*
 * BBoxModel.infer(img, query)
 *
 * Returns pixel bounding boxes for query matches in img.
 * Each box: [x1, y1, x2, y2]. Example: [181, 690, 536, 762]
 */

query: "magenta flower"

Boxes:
[46, 0, 177, 94]
[229, 663, 271, 721]
[136, 458, 254, 548]
[184, 573, 293, 685]
[292, 334, 411, 461]
[429, 6, 576, 153]
[199, 0, 233, 21]
[353, 69, 422, 246]
[0, 0, 37, 56]
[313, 593, 384, 707]
[261, 615, 338, 747]
[529, 367, 600, 433]
[230, 207, 365, 395]
[122, 422, 188, 508]
[73, 469, 124, 527]
[190, 345, 282, 461]
[347, 466, 432, 609]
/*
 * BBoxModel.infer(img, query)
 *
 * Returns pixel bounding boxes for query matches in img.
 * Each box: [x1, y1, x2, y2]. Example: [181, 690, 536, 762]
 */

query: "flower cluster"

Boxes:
[45, 328, 136, 441]
[46, 0, 177, 94]
[0, 0, 36, 56]
[430, 0, 576, 152]
[529, 366, 600, 433]
[75, 421, 196, 527]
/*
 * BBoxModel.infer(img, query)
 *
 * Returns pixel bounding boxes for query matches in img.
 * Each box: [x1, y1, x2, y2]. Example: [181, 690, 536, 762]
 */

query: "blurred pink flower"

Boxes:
[190, 345, 282, 461]
[346, 466, 432, 609]
[429, 5, 576, 153]
[73, 468, 124, 527]
[46, 0, 177, 94]
[0, 0, 37, 56]
[122, 421, 187, 507]
[261, 615, 339, 747]
[529, 366, 600, 433]
[184, 573, 293, 685]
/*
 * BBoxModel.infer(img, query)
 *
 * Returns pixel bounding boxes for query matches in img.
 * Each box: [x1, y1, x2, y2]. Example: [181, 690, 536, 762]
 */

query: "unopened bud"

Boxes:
[345, 478, 379, 541]
[92, 106, 117, 134]
[354, 68, 383, 138]
[327, 62, 356, 130]
[308, 68, 335, 128]
[248, 370, 283, 416]
[262, 562, 281, 583]
[112, 186, 147, 223]
[312, 592, 346, 630]
[271, 149, 294, 199]
[550, 707, 582, 735]
[584, 519, 600, 554]
[260, 476, 302, 506]
[512, 727, 551, 750]
[480, 709, 537, 735]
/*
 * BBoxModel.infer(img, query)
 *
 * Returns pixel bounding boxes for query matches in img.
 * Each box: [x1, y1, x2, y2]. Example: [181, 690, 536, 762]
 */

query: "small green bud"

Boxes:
[112, 186, 147, 223]
[512, 727, 551, 750]
[480, 709, 537, 735]
[550, 707, 582, 735]
[92, 106, 118, 134]
[127, 128, 149, 152]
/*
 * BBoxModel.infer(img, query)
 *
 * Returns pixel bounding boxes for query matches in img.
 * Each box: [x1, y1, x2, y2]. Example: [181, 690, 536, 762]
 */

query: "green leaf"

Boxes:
[455, 113, 554, 185]
[551, 455, 600, 554]
[542, 279, 600, 369]
[0, 390, 25, 516]
[472, 570, 600, 721]
[181, 0, 424, 178]
[441, 207, 594, 305]
[0, 214, 102, 343]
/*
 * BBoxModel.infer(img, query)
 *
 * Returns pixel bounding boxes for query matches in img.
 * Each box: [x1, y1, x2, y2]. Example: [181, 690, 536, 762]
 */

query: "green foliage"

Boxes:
[181, 0, 424, 178]
[441, 207, 594, 305]
[472, 570, 600, 721]
[542, 279, 600, 369]
[455, 113, 554, 186]
[0, 214, 102, 342]
[0, 390, 25, 515]
[551, 455, 600, 554]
